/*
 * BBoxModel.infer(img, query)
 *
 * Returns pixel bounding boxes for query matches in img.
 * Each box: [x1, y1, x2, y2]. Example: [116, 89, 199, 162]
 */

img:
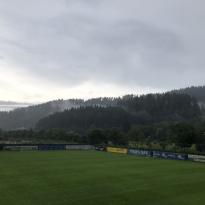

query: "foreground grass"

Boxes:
[0, 151, 205, 205]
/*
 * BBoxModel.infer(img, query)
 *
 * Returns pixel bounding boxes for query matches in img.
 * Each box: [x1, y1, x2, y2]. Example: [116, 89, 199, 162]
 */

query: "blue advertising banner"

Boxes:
[38, 144, 66, 151]
[153, 151, 188, 160]
[128, 148, 152, 157]
[175, 153, 188, 160]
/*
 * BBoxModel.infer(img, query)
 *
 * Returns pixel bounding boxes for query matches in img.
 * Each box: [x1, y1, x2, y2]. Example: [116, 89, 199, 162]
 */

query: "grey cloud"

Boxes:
[0, 0, 204, 93]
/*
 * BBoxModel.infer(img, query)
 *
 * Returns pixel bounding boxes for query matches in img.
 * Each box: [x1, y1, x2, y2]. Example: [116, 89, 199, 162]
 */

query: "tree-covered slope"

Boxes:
[0, 98, 118, 130]
[36, 93, 201, 132]
[36, 106, 136, 132]
[0, 91, 201, 130]
[173, 86, 205, 103]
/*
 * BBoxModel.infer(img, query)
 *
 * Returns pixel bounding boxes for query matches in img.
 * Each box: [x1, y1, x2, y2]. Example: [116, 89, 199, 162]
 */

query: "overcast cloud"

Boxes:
[0, 0, 204, 102]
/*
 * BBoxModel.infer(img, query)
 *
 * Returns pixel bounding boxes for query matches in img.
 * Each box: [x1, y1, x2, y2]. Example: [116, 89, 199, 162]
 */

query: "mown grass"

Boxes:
[0, 151, 205, 205]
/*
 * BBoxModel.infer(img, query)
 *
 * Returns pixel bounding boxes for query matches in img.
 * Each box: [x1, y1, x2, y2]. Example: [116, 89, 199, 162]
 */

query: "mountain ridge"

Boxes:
[0, 85, 204, 130]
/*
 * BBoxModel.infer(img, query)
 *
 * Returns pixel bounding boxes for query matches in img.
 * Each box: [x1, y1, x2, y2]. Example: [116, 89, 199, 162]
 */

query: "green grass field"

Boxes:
[0, 151, 205, 205]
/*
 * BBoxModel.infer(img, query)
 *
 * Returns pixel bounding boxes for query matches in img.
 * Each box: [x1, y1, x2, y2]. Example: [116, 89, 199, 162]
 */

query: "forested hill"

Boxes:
[36, 106, 136, 132]
[0, 91, 201, 130]
[172, 86, 205, 103]
[36, 93, 200, 133]
[0, 98, 118, 130]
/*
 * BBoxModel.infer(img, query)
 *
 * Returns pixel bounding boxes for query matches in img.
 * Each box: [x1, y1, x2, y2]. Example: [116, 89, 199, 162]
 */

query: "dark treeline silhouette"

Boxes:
[0, 98, 119, 130]
[0, 90, 201, 130]
[118, 93, 200, 121]
[36, 106, 136, 132]
[36, 93, 200, 132]
[172, 85, 205, 103]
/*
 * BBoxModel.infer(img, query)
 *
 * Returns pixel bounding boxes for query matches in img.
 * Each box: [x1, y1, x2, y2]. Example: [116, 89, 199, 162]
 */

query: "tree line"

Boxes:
[0, 92, 204, 153]
[36, 93, 200, 132]
[1, 121, 205, 154]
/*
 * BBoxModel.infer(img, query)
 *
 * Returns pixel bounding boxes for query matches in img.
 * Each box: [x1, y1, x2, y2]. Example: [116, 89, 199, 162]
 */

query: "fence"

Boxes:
[104, 147, 204, 163]
[38, 144, 66, 151]
[66, 144, 94, 150]
[0, 144, 94, 151]
[4, 145, 38, 151]
[1, 144, 205, 163]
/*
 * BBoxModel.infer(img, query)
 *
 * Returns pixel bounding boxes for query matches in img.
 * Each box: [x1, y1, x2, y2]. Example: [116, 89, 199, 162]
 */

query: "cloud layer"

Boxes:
[0, 0, 205, 102]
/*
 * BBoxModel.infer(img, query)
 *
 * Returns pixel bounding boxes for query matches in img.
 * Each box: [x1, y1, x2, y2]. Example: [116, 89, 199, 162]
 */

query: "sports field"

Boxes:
[0, 151, 205, 205]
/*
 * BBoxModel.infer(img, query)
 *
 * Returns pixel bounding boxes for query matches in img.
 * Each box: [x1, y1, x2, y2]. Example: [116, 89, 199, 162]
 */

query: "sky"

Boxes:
[0, 0, 204, 103]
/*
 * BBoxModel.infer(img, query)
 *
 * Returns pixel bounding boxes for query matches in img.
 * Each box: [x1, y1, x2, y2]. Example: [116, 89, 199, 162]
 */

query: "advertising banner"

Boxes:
[188, 154, 205, 162]
[128, 148, 152, 157]
[66, 145, 94, 150]
[107, 147, 128, 154]
[38, 144, 66, 150]
[153, 151, 188, 160]
[3, 146, 38, 151]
